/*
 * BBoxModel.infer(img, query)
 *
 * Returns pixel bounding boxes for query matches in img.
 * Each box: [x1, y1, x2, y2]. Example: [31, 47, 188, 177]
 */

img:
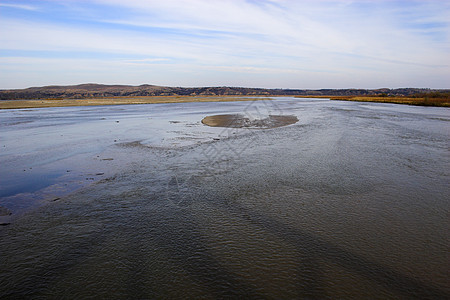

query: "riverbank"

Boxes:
[1, 94, 449, 109]
[0, 96, 271, 109]
[296, 96, 450, 107]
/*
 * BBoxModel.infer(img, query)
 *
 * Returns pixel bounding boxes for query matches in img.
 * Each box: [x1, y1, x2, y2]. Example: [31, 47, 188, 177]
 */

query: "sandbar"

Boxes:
[201, 114, 298, 128]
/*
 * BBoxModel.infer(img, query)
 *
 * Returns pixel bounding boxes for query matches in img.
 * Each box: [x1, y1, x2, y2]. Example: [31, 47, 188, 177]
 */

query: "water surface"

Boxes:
[0, 98, 449, 298]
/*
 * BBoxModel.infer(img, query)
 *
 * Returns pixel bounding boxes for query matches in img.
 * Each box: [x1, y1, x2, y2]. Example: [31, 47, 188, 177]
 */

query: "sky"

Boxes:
[0, 0, 449, 89]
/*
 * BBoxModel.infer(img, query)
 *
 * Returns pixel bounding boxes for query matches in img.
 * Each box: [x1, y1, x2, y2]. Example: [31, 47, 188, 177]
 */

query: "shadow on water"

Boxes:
[0, 225, 109, 298]
[217, 198, 449, 298]
[141, 213, 266, 298]
[1, 185, 448, 299]
[0, 201, 264, 298]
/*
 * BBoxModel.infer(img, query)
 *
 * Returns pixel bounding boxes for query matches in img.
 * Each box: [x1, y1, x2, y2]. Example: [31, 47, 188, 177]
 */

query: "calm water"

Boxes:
[0, 98, 449, 298]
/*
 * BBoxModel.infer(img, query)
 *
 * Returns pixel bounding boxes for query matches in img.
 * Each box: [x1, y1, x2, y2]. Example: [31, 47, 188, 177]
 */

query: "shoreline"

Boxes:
[1, 95, 449, 109]
[0, 95, 273, 109]
[295, 95, 450, 107]
[1, 95, 448, 110]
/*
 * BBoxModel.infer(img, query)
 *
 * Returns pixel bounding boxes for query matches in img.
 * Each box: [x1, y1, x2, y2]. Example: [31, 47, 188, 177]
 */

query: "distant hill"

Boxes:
[0, 83, 445, 100]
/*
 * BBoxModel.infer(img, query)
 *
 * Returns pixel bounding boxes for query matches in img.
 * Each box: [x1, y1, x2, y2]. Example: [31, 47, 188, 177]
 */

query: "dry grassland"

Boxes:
[0, 96, 270, 109]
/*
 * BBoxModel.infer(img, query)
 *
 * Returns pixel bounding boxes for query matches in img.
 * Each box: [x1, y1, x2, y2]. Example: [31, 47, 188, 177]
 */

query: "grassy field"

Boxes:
[0, 96, 272, 109]
[296, 95, 450, 107]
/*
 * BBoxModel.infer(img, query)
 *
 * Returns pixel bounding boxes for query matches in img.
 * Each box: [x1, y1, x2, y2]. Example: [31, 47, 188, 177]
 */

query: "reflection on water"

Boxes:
[0, 98, 449, 298]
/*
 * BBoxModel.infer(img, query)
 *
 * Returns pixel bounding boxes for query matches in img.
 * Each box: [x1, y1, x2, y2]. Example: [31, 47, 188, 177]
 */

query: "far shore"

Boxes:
[0, 96, 274, 109]
[0, 95, 448, 109]
[295, 95, 450, 107]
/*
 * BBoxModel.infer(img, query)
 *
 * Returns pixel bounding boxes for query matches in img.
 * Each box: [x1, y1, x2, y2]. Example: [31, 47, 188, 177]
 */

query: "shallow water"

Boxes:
[0, 98, 449, 298]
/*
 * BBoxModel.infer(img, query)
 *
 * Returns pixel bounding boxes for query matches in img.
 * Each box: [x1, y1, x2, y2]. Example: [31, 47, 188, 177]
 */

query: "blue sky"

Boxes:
[0, 0, 449, 89]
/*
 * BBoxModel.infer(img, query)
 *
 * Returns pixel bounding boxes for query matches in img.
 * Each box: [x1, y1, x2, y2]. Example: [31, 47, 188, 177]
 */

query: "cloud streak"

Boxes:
[0, 0, 449, 89]
[0, 3, 38, 11]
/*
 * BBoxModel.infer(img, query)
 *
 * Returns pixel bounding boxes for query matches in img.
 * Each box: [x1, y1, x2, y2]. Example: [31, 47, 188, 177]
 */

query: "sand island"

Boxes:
[201, 114, 299, 129]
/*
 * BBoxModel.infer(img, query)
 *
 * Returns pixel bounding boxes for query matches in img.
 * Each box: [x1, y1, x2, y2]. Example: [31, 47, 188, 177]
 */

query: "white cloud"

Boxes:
[0, 0, 449, 88]
[90, 0, 449, 65]
[0, 3, 39, 11]
[123, 58, 171, 64]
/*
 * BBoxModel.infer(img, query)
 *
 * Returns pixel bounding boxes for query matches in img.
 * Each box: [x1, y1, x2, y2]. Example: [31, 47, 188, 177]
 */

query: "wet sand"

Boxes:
[201, 114, 298, 128]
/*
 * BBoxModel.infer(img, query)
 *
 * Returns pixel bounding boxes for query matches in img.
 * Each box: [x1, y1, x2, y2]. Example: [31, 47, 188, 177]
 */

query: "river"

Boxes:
[0, 97, 449, 298]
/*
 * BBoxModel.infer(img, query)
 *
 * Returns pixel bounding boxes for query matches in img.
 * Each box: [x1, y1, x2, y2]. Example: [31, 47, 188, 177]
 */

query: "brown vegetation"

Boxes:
[0, 96, 269, 109]
[1, 83, 447, 100]
[296, 91, 450, 107]
[1, 85, 448, 108]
